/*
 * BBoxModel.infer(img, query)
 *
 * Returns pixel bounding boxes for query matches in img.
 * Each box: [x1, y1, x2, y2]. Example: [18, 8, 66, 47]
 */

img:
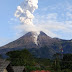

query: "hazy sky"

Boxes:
[0, 0, 72, 46]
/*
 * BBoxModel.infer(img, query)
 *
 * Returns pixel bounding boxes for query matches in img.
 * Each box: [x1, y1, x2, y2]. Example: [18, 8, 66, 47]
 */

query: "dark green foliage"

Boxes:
[26, 66, 41, 72]
[34, 58, 52, 70]
[62, 69, 72, 72]
[6, 49, 35, 66]
[6, 49, 72, 72]
[52, 53, 61, 71]
[0, 54, 2, 58]
[63, 54, 72, 61]
[35, 58, 51, 66]
[52, 54, 72, 72]
[61, 54, 72, 70]
[6, 49, 53, 71]
[0, 54, 1, 58]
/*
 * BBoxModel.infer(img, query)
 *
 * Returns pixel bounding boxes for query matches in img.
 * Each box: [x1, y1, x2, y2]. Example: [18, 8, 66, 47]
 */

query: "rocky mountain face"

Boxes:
[0, 31, 72, 59]
[0, 31, 60, 49]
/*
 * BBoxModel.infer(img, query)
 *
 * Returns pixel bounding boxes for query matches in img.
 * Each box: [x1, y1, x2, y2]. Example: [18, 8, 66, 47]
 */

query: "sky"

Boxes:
[0, 0, 72, 46]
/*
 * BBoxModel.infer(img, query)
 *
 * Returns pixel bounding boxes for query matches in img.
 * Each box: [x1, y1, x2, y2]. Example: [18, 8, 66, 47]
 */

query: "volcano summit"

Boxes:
[0, 31, 72, 59]
[0, 31, 59, 49]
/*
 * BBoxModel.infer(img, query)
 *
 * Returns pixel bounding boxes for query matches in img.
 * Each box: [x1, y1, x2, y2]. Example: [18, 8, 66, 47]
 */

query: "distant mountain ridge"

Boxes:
[0, 31, 72, 59]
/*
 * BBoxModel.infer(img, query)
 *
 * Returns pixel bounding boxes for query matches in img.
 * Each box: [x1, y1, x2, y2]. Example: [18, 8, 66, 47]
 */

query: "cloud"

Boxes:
[46, 13, 58, 20]
[13, 0, 72, 40]
[66, 12, 72, 19]
[15, 11, 72, 38]
[33, 10, 72, 38]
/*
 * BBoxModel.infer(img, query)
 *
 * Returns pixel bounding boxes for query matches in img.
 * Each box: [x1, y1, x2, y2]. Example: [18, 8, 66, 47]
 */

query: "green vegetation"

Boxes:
[61, 54, 72, 70]
[0, 54, 1, 57]
[6, 49, 52, 71]
[0, 54, 2, 58]
[6, 49, 35, 66]
[6, 49, 72, 72]
[52, 53, 61, 71]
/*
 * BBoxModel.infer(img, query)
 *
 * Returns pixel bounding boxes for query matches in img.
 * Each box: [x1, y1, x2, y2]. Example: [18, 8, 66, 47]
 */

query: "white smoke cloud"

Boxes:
[15, 0, 40, 32]
[15, 0, 38, 26]
[15, 0, 40, 45]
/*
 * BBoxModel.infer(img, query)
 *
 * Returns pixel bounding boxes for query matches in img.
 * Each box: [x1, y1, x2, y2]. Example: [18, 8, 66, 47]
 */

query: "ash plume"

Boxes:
[15, 0, 38, 26]
[15, 0, 40, 45]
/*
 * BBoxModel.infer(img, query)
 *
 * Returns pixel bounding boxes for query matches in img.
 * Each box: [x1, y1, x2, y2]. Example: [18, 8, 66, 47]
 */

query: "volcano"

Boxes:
[0, 31, 72, 59]
[0, 31, 60, 49]
[1, 31, 40, 49]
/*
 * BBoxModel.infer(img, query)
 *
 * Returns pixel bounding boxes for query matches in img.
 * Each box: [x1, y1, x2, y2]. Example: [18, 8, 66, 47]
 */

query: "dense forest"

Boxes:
[6, 49, 72, 72]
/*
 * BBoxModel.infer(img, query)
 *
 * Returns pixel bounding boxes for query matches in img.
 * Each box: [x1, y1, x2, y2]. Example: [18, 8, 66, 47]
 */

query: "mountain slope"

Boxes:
[0, 31, 61, 49]
[0, 31, 72, 59]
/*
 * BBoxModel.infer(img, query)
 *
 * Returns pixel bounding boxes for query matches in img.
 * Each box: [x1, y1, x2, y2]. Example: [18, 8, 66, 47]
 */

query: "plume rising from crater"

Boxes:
[15, 0, 38, 26]
[15, 0, 40, 45]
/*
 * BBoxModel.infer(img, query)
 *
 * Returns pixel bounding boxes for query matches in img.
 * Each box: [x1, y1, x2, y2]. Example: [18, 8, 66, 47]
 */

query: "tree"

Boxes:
[6, 49, 35, 66]
[53, 53, 61, 71]
[0, 54, 2, 58]
[61, 54, 72, 70]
